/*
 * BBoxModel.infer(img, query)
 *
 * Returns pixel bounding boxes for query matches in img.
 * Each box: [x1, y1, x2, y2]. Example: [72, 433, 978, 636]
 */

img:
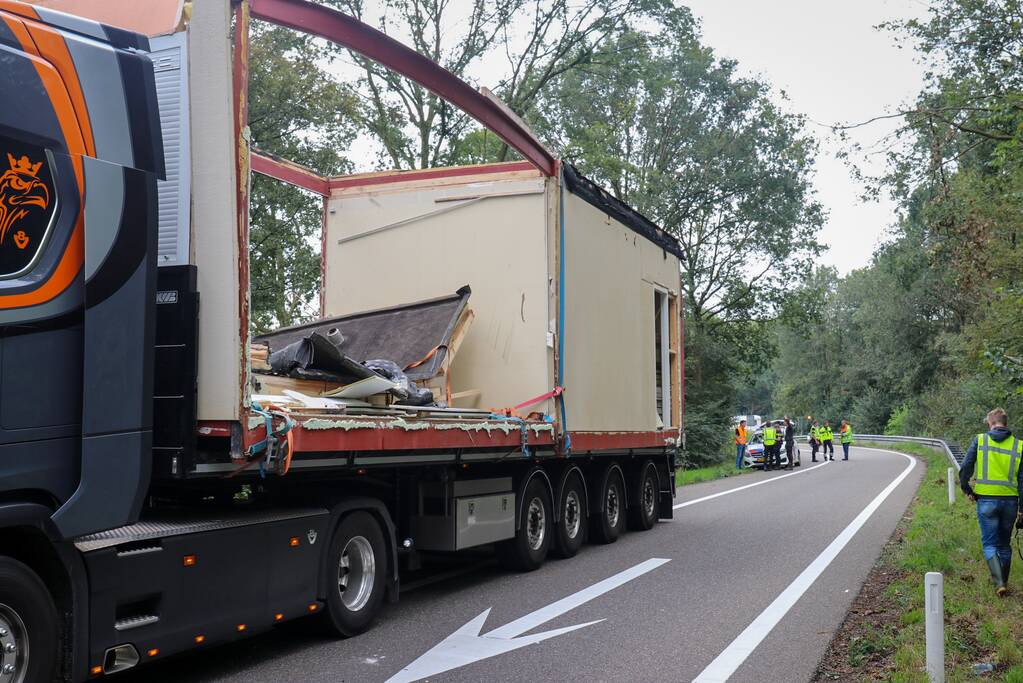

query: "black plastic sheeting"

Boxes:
[562, 163, 683, 259]
[267, 328, 375, 383]
[255, 286, 472, 383]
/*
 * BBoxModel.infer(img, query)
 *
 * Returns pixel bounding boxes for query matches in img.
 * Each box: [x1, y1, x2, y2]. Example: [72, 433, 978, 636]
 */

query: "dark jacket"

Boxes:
[960, 426, 1023, 505]
[784, 423, 795, 443]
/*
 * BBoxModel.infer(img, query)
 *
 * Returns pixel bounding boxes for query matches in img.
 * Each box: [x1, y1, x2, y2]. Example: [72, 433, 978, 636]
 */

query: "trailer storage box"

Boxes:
[322, 162, 683, 437]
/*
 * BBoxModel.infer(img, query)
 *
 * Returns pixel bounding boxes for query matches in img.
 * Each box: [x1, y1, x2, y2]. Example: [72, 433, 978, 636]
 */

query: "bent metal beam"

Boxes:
[247, 0, 557, 177]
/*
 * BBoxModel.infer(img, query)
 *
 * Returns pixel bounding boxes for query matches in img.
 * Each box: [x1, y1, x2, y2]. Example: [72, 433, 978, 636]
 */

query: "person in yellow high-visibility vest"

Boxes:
[820, 421, 835, 461]
[809, 420, 821, 462]
[839, 420, 854, 460]
[761, 422, 779, 471]
[960, 408, 1023, 596]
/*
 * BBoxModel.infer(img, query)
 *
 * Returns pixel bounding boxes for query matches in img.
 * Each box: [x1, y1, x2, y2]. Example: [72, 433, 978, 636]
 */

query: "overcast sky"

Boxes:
[681, 0, 930, 274]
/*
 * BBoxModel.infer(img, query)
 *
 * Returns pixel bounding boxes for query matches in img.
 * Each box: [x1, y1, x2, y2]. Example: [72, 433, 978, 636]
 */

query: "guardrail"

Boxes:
[798, 434, 965, 471]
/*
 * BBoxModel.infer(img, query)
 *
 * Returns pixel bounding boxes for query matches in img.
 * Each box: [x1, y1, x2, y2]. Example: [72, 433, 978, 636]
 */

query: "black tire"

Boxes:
[590, 465, 627, 544]
[552, 472, 587, 558]
[628, 461, 659, 531]
[323, 511, 388, 637]
[0, 557, 59, 683]
[497, 477, 552, 571]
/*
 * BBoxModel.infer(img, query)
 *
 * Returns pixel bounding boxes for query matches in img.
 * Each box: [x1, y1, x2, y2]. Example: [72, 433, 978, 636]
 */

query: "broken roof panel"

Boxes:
[255, 286, 472, 382]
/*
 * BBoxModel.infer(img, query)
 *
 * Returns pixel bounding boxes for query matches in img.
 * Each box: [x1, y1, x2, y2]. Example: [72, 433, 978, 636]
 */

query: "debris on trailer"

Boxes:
[252, 287, 475, 405]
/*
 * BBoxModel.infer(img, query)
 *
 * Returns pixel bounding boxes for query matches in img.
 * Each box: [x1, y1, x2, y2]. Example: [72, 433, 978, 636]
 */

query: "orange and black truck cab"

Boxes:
[0, 2, 165, 679]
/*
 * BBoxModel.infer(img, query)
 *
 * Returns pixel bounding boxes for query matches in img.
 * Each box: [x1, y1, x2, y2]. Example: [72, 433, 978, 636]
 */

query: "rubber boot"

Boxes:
[988, 556, 1008, 596]
[1002, 557, 1012, 588]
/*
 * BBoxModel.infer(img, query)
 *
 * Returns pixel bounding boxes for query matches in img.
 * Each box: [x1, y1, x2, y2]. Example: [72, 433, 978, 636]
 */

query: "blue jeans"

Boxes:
[977, 497, 1019, 563]
[735, 444, 746, 469]
[842, 442, 850, 459]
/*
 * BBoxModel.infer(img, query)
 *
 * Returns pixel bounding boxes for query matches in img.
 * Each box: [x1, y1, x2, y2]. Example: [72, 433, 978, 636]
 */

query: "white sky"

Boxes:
[682, 0, 930, 274]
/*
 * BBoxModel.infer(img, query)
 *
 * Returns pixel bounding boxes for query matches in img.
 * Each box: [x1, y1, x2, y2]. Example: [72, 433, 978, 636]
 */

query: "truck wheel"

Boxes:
[324, 512, 387, 637]
[497, 477, 552, 571]
[628, 461, 659, 531]
[552, 472, 586, 558]
[591, 466, 626, 544]
[0, 558, 58, 683]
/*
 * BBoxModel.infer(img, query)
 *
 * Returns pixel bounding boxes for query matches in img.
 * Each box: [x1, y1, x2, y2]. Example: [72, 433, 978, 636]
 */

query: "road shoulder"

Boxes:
[814, 442, 1023, 682]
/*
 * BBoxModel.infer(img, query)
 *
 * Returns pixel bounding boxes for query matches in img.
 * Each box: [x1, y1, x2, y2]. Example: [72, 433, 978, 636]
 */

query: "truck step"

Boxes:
[73, 507, 327, 552]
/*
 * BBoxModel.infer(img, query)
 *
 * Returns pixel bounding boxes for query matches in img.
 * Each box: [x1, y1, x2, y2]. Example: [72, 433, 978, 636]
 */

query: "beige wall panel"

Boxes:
[323, 179, 553, 412]
[562, 192, 680, 432]
[189, 0, 240, 420]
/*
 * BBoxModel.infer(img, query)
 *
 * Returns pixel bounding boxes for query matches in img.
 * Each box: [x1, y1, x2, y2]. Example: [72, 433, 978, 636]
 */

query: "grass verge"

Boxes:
[815, 441, 1023, 682]
[675, 460, 751, 487]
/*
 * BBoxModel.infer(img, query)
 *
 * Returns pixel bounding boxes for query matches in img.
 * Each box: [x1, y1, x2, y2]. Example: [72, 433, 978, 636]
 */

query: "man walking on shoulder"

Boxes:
[960, 408, 1023, 596]
[735, 420, 747, 470]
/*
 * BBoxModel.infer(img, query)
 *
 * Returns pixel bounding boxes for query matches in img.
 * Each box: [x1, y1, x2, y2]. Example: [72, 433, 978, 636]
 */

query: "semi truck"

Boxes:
[0, 0, 684, 681]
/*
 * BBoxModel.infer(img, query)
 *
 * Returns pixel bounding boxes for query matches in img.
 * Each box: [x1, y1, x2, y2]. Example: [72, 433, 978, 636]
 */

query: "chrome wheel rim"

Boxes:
[0, 603, 28, 683]
[526, 497, 546, 550]
[338, 536, 376, 612]
[563, 489, 581, 540]
[606, 481, 620, 528]
[642, 475, 656, 518]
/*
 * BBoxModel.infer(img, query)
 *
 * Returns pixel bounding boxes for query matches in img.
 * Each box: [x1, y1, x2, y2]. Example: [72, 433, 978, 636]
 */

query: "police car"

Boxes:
[742, 420, 801, 468]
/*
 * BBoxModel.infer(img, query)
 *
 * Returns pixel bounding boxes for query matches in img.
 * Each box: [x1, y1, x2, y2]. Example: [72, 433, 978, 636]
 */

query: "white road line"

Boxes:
[692, 448, 918, 683]
[674, 460, 830, 510]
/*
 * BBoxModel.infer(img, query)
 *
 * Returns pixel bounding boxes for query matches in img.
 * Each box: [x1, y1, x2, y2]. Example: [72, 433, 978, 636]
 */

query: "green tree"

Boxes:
[247, 21, 360, 332]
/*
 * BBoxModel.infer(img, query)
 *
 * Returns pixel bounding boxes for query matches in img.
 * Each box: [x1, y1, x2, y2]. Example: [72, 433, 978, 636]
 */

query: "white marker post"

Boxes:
[947, 468, 955, 505]
[925, 572, 944, 683]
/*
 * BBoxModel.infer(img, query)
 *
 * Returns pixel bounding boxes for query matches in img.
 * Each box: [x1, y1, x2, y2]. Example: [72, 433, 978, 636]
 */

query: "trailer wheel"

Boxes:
[324, 512, 387, 637]
[497, 477, 552, 571]
[0, 557, 58, 683]
[628, 461, 659, 531]
[552, 472, 587, 558]
[591, 466, 626, 544]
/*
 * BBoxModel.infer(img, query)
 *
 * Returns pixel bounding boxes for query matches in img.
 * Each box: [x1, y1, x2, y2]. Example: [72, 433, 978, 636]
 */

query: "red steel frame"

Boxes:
[247, 0, 556, 177]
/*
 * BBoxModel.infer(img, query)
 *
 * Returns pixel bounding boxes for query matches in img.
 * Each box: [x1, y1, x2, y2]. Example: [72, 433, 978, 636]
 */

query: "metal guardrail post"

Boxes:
[925, 572, 945, 682]
[947, 468, 955, 504]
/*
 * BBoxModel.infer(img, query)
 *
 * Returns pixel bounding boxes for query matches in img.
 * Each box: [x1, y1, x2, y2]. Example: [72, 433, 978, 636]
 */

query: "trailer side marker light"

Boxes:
[183, 555, 196, 567]
[194, 635, 205, 644]
[274, 613, 284, 621]
[237, 624, 247, 632]
[289, 537, 300, 547]
[147, 648, 159, 658]
[308, 603, 318, 613]
[90, 665, 102, 676]
[356, 468, 367, 475]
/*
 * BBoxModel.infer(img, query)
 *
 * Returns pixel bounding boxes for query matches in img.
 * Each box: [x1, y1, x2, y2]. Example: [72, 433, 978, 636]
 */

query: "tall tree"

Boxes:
[247, 21, 360, 332]
[536, 13, 824, 339]
[334, 0, 660, 169]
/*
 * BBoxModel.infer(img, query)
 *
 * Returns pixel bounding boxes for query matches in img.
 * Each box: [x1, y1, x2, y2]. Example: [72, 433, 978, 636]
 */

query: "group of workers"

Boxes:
[732, 417, 854, 470]
[808, 419, 854, 462]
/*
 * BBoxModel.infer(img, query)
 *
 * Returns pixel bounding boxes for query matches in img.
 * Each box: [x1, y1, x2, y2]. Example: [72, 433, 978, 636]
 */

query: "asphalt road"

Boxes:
[117, 445, 923, 683]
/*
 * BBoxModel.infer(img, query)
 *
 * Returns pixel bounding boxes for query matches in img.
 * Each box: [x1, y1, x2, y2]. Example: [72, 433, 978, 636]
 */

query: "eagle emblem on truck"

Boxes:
[0, 153, 50, 249]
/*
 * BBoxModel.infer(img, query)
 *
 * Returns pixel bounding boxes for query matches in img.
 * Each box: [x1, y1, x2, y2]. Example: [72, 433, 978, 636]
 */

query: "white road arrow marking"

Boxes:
[385, 557, 670, 683]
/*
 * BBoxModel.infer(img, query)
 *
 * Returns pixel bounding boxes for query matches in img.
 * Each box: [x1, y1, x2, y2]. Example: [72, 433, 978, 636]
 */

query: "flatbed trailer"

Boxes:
[0, 1, 682, 681]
